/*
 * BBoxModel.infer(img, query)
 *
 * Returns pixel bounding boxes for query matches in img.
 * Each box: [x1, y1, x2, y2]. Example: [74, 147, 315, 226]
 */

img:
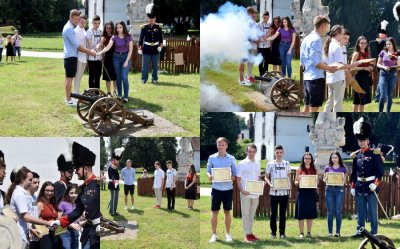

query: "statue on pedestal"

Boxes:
[176, 138, 194, 180]
[126, 0, 153, 41]
[291, 0, 329, 36]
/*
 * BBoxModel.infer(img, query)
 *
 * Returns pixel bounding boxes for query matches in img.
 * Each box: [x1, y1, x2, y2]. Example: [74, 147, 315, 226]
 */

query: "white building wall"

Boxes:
[254, 112, 275, 162]
[259, 0, 293, 20]
[275, 116, 315, 162]
[104, 0, 130, 24]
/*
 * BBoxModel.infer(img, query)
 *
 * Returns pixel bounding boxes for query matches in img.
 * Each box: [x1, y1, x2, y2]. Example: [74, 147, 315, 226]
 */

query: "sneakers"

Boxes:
[65, 99, 76, 107]
[151, 79, 157, 83]
[307, 232, 311, 237]
[245, 234, 253, 242]
[299, 233, 304, 239]
[328, 233, 332, 237]
[123, 98, 128, 103]
[209, 234, 217, 243]
[131, 206, 135, 210]
[246, 75, 256, 83]
[225, 234, 233, 242]
[124, 206, 128, 210]
[280, 234, 287, 239]
[141, 80, 147, 84]
[107, 92, 112, 97]
[271, 234, 277, 239]
[239, 79, 252, 86]
[352, 233, 363, 238]
[153, 205, 160, 208]
[334, 234, 341, 237]
[251, 234, 259, 241]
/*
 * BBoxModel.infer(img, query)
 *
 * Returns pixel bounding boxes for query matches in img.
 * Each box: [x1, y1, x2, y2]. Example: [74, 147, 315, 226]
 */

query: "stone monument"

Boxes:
[309, 112, 346, 176]
[126, 0, 153, 42]
[291, 0, 329, 36]
[176, 138, 193, 180]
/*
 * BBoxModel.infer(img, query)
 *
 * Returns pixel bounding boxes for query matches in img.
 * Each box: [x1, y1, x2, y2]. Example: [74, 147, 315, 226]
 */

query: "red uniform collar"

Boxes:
[59, 178, 69, 184]
[85, 174, 96, 185]
[360, 147, 370, 153]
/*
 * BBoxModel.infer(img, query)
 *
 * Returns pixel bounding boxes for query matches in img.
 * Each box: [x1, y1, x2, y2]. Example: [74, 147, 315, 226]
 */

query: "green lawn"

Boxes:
[0, 57, 199, 136]
[202, 59, 301, 111]
[100, 185, 199, 249]
[199, 196, 400, 249]
[22, 33, 64, 52]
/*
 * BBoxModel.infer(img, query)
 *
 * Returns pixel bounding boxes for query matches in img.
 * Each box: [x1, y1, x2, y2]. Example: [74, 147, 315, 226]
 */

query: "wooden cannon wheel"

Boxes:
[88, 97, 126, 136]
[76, 88, 107, 122]
[358, 234, 396, 249]
[270, 78, 300, 110]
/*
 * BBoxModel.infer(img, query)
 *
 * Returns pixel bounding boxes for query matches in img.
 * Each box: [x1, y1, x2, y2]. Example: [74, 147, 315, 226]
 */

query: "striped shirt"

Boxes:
[266, 160, 291, 196]
[86, 28, 102, 60]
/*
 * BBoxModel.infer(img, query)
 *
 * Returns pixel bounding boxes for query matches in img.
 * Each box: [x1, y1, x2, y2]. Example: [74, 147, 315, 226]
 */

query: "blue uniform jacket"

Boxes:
[139, 23, 163, 55]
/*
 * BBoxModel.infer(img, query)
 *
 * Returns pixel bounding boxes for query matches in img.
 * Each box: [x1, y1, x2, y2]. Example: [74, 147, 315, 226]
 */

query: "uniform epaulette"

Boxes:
[373, 148, 381, 154]
[95, 177, 101, 185]
[156, 23, 163, 27]
[350, 150, 360, 158]
[76, 184, 84, 195]
[140, 24, 146, 29]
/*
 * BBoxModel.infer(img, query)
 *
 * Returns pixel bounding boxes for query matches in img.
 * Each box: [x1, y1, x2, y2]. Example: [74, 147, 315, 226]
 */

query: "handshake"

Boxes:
[49, 220, 61, 227]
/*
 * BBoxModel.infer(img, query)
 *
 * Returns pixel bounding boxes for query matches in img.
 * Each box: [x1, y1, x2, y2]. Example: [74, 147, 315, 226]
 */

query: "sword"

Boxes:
[373, 190, 390, 220]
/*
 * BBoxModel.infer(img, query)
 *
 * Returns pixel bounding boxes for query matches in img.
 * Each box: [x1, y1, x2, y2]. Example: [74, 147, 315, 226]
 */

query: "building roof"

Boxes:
[276, 112, 312, 118]
[191, 137, 200, 151]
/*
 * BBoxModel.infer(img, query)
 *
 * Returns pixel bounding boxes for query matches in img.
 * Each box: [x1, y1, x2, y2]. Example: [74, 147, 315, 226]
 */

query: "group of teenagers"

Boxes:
[301, 15, 399, 113]
[0, 142, 100, 249]
[106, 147, 197, 215]
[62, 3, 163, 106]
[0, 30, 22, 64]
[239, 7, 297, 86]
[206, 117, 386, 243]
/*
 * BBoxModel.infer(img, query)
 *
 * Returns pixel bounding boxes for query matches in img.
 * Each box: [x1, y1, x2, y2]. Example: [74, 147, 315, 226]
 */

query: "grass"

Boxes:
[199, 195, 400, 249]
[22, 33, 64, 52]
[0, 57, 199, 136]
[100, 184, 199, 249]
[202, 59, 301, 111]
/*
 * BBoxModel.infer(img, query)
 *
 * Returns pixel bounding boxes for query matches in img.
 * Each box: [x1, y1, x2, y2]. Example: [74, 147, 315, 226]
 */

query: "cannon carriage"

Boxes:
[255, 71, 300, 110]
[71, 88, 154, 136]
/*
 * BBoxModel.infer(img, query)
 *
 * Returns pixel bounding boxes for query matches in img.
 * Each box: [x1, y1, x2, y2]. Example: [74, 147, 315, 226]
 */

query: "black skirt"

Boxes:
[270, 39, 281, 65]
[185, 183, 196, 200]
[353, 70, 372, 105]
[295, 188, 318, 220]
[102, 50, 116, 81]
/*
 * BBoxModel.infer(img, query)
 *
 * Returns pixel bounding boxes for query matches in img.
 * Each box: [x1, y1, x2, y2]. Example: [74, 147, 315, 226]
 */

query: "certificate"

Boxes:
[245, 180, 264, 195]
[212, 168, 232, 182]
[35, 225, 49, 238]
[0, 205, 18, 222]
[329, 62, 345, 70]
[326, 172, 344, 186]
[299, 175, 318, 188]
[272, 177, 290, 190]
[357, 58, 376, 64]
[54, 226, 68, 236]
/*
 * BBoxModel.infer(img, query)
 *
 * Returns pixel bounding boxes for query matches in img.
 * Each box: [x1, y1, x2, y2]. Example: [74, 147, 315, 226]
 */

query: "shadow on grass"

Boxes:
[127, 208, 144, 215]
[159, 207, 191, 218]
[379, 221, 400, 229]
[154, 81, 195, 88]
[126, 97, 163, 113]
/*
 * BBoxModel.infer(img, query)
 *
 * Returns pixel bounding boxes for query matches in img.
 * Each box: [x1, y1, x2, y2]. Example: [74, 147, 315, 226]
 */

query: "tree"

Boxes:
[200, 112, 241, 159]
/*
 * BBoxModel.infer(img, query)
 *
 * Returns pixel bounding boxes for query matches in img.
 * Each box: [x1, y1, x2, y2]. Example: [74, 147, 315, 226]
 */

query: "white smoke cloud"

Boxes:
[200, 83, 242, 112]
[200, 2, 264, 69]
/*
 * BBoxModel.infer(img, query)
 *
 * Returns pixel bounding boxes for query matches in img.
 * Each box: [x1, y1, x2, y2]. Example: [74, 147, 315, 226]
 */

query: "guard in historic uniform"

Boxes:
[108, 147, 124, 216]
[0, 151, 6, 208]
[52, 142, 100, 249]
[350, 118, 384, 237]
[54, 149, 74, 204]
[138, 3, 163, 84]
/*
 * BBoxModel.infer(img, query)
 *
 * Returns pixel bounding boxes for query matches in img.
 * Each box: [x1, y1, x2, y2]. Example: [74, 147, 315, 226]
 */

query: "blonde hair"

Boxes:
[70, 9, 80, 18]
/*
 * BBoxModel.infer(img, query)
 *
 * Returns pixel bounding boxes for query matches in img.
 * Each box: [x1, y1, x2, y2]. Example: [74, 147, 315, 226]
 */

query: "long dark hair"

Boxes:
[62, 183, 78, 204]
[37, 181, 58, 212]
[354, 36, 369, 55]
[102, 21, 114, 38]
[324, 25, 344, 57]
[189, 164, 196, 175]
[270, 16, 281, 31]
[300, 152, 316, 173]
[384, 37, 398, 54]
[281, 16, 294, 30]
[5, 166, 31, 205]
[114, 21, 129, 37]
[328, 151, 344, 167]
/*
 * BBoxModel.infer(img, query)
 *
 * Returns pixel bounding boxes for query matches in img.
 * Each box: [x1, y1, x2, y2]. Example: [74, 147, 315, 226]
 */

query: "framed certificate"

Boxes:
[272, 177, 290, 190]
[326, 172, 344, 186]
[357, 58, 376, 64]
[35, 225, 49, 238]
[54, 226, 68, 236]
[299, 175, 318, 188]
[245, 180, 264, 195]
[211, 168, 232, 182]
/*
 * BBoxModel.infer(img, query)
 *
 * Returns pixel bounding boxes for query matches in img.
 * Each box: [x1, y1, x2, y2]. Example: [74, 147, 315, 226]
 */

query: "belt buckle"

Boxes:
[361, 177, 366, 182]
[151, 42, 155, 46]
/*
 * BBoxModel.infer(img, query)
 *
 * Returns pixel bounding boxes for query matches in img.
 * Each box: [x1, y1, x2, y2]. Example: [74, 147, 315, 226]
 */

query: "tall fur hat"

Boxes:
[72, 142, 96, 168]
[112, 147, 125, 160]
[353, 117, 372, 140]
[146, 3, 159, 18]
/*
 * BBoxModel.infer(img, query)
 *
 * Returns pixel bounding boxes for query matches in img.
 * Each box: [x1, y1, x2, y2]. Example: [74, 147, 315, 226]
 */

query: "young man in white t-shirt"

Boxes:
[165, 160, 177, 211]
[73, 14, 88, 94]
[237, 144, 261, 242]
[265, 145, 291, 239]
[153, 161, 165, 208]
[28, 172, 41, 248]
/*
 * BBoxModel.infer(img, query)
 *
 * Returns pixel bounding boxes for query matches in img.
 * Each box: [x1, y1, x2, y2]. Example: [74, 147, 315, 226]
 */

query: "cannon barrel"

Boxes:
[254, 76, 272, 82]
[70, 92, 99, 103]
[359, 227, 395, 249]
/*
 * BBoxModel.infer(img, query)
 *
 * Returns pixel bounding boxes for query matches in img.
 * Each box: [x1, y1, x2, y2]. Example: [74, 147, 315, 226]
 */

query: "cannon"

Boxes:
[255, 71, 300, 110]
[100, 216, 125, 233]
[358, 227, 397, 249]
[71, 88, 154, 136]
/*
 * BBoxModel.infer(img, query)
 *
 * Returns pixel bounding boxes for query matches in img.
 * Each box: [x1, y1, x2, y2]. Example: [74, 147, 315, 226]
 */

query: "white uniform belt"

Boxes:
[92, 217, 100, 225]
[358, 176, 375, 182]
[144, 41, 159, 46]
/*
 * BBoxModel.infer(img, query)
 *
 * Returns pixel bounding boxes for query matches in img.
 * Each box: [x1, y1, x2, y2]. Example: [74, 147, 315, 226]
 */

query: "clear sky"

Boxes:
[0, 137, 100, 191]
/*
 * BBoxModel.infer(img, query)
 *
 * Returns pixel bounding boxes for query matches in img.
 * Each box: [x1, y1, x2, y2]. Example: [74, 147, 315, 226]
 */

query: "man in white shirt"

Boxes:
[74, 14, 88, 94]
[86, 15, 103, 89]
[153, 161, 165, 208]
[265, 145, 291, 239]
[0, 150, 6, 208]
[257, 11, 271, 76]
[28, 172, 40, 249]
[165, 160, 177, 211]
[237, 144, 261, 242]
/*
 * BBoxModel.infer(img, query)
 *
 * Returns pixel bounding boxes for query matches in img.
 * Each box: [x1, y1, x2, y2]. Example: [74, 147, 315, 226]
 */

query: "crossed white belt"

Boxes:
[357, 176, 376, 182]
